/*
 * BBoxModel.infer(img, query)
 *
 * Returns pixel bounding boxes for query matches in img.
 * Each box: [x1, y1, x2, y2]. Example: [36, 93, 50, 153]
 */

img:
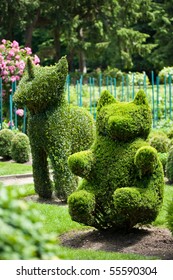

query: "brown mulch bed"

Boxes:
[60, 226, 173, 260]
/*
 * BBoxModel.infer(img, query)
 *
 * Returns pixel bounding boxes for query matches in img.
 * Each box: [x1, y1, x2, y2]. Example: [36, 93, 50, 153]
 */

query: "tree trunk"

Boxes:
[54, 27, 61, 62]
[79, 50, 87, 73]
[25, 10, 40, 47]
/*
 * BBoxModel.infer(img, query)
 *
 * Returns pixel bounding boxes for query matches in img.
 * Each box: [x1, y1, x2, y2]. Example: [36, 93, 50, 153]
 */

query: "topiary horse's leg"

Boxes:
[50, 152, 78, 202]
[31, 145, 52, 198]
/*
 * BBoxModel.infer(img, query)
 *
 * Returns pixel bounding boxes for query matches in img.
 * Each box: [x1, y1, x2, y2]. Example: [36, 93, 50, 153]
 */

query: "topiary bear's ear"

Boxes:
[97, 90, 116, 112]
[133, 90, 149, 106]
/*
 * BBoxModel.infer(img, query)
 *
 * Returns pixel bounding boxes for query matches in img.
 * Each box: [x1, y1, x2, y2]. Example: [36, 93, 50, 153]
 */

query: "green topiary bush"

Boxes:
[13, 56, 95, 201]
[68, 89, 164, 231]
[11, 132, 30, 163]
[0, 186, 58, 260]
[166, 147, 173, 183]
[166, 199, 173, 235]
[0, 129, 14, 159]
[149, 135, 170, 153]
[158, 152, 168, 175]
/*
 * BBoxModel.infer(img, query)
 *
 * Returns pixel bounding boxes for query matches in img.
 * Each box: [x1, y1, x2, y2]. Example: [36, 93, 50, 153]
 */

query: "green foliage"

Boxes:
[134, 146, 158, 175]
[149, 135, 170, 153]
[11, 132, 30, 163]
[0, 186, 58, 260]
[158, 67, 173, 83]
[68, 89, 164, 230]
[0, 129, 14, 159]
[166, 199, 173, 235]
[13, 56, 95, 201]
[127, 72, 150, 86]
[166, 147, 173, 183]
[167, 128, 173, 139]
[158, 152, 168, 175]
[68, 190, 95, 225]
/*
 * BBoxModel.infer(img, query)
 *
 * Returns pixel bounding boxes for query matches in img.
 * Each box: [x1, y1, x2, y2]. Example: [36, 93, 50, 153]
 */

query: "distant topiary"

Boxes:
[166, 147, 173, 183]
[158, 152, 168, 175]
[11, 132, 30, 163]
[0, 186, 58, 260]
[166, 199, 173, 235]
[68, 90, 164, 231]
[149, 135, 170, 153]
[0, 129, 14, 159]
[13, 56, 95, 201]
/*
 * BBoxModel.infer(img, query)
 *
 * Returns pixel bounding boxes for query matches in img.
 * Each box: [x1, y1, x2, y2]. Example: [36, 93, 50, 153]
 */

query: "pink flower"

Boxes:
[2, 39, 6, 44]
[19, 60, 25, 70]
[8, 49, 15, 57]
[2, 70, 8, 76]
[15, 75, 20, 81]
[8, 65, 15, 73]
[11, 76, 16, 82]
[25, 47, 32, 55]
[11, 40, 19, 48]
[0, 44, 5, 50]
[8, 120, 14, 127]
[15, 55, 20, 60]
[16, 109, 24, 117]
[33, 54, 40, 64]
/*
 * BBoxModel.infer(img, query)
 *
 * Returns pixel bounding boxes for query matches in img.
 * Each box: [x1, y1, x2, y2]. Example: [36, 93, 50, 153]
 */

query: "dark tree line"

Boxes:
[0, 0, 173, 73]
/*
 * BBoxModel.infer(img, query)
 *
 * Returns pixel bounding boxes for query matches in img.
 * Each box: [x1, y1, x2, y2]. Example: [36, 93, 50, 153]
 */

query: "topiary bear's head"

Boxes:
[97, 90, 152, 141]
[13, 56, 68, 114]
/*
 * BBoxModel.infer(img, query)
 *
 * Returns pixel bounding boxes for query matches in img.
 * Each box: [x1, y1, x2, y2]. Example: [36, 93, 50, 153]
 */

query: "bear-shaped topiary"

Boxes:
[13, 56, 95, 201]
[68, 89, 164, 230]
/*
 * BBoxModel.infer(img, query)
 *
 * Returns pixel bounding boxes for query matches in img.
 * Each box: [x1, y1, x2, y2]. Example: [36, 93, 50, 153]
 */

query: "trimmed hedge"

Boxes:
[166, 199, 173, 235]
[11, 132, 30, 163]
[0, 129, 14, 159]
[149, 135, 170, 153]
[13, 56, 95, 201]
[166, 147, 173, 183]
[68, 90, 164, 230]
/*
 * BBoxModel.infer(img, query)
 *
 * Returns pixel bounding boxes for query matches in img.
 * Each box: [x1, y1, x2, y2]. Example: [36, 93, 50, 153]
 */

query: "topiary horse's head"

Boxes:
[13, 56, 68, 114]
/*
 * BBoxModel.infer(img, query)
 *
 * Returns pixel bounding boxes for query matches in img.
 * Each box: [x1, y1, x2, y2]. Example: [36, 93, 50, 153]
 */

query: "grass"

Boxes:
[0, 161, 32, 176]
[153, 183, 173, 227]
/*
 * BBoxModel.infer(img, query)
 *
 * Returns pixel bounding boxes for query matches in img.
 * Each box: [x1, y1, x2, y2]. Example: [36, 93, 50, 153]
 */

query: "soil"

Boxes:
[26, 194, 173, 260]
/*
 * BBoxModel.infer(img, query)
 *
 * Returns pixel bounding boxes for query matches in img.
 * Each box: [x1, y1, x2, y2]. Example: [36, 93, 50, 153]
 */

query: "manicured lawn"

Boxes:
[153, 183, 173, 227]
[0, 161, 32, 176]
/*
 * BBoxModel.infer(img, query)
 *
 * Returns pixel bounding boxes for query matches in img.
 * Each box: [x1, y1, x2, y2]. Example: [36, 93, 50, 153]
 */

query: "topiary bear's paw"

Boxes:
[113, 187, 142, 229]
[68, 150, 95, 179]
[134, 146, 158, 177]
[68, 190, 95, 226]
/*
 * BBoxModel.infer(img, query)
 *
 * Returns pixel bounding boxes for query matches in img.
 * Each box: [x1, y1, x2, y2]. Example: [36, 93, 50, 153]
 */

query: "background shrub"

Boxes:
[149, 134, 170, 153]
[11, 132, 30, 163]
[0, 129, 14, 159]
[166, 199, 173, 235]
[158, 152, 168, 175]
[0, 186, 58, 260]
[166, 147, 173, 183]
[158, 66, 173, 84]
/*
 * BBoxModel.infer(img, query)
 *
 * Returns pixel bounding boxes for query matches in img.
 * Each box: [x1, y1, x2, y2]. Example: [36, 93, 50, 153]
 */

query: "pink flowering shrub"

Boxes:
[0, 39, 40, 87]
[0, 39, 40, 125]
